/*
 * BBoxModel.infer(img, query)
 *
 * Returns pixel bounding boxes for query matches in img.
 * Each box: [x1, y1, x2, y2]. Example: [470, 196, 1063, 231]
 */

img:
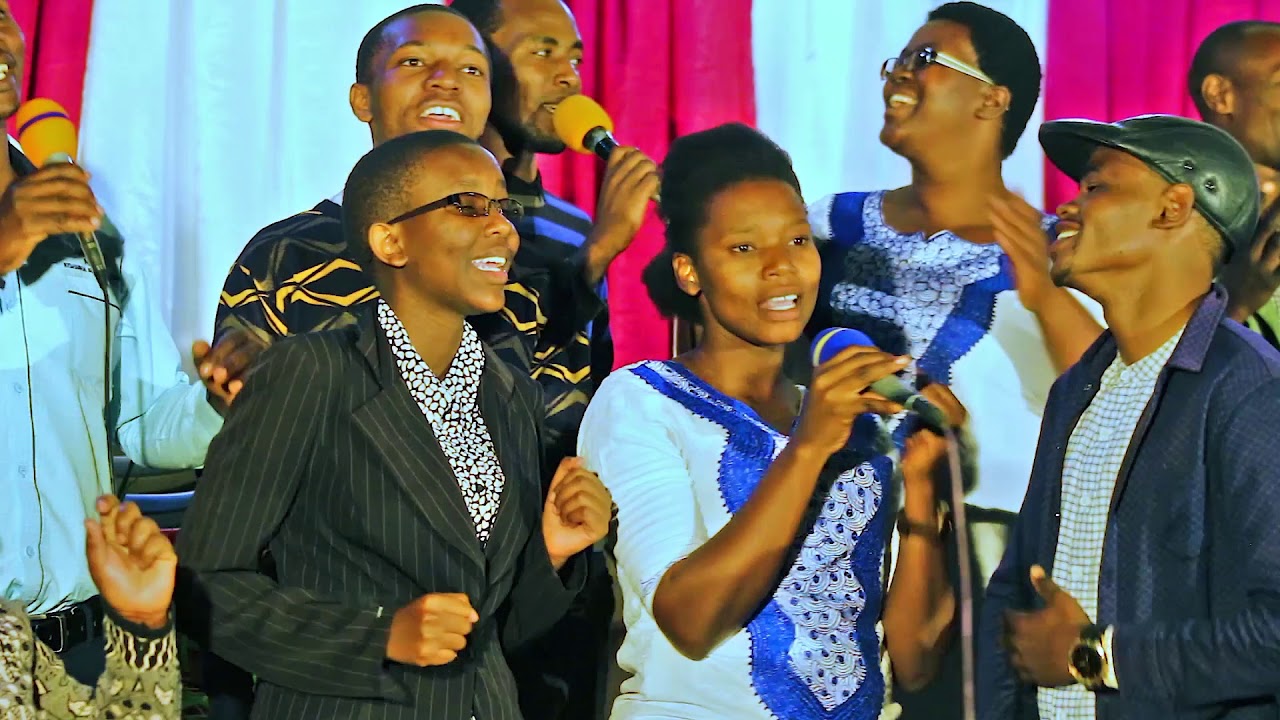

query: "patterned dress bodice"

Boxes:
[631, 360, 894, 720]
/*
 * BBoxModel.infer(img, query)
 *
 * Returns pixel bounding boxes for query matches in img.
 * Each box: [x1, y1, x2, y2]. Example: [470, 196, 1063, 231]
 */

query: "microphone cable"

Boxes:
[941, 426, 976, 720]
[80, 230, 121, 498]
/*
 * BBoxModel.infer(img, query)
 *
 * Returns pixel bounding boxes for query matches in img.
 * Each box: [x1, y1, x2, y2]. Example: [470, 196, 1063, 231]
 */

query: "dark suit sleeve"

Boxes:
[977, 401, 1055, 719]
[498, 378, 588, 652]
[177, 339, 401, 702]
[500, 515, 588, 652]
[1109, 378, 1280, 706]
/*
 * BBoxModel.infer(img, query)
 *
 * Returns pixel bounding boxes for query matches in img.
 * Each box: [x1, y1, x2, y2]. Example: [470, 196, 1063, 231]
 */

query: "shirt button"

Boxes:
[24, 546, 35, 558]
[12, 382, 22, 394]
[17, 465, 27, 478]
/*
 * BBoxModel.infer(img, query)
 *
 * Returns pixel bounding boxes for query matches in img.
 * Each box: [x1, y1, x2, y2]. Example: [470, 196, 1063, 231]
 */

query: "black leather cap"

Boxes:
[1040, 114, 1260, 254]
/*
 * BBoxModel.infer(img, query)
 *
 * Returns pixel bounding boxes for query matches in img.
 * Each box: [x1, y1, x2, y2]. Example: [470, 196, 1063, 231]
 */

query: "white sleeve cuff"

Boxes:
[1102, 625, 1119, 689]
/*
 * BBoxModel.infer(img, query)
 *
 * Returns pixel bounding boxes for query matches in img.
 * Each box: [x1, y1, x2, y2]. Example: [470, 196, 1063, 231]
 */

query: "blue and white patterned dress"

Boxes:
[579, 360, 901, 720]
[808, 190, 1104, 515]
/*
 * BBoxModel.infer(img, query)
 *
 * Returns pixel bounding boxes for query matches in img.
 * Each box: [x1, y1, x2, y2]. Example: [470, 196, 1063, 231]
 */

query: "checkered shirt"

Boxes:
[1037, 327, 1185, 719]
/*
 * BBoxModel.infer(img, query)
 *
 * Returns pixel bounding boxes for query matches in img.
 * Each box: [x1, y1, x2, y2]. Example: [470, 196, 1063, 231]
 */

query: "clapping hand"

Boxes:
[85, 495, 176, 630]
[542, 457, 613, 569]
[990, 193, 1055, 313]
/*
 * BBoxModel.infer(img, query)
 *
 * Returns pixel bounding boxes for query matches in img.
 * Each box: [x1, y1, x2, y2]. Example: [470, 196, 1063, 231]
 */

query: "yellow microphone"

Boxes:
[15, 98, 78, 166]
[552, 94, 616, 158]
[552, 94, 659, 202]
[14, 98, 109, 285]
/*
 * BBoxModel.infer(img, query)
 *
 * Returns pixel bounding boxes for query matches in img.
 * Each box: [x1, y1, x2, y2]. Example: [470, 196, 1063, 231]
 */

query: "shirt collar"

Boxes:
[1100, 325, 1185, 389]
[1077, 284, 1231, 378]
[375, 299, 485, 405]
[503, 167, 546, 209]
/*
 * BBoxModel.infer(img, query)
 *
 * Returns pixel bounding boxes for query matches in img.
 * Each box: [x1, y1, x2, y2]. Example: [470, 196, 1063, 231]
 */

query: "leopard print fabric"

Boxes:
[0, 601, 180, 719]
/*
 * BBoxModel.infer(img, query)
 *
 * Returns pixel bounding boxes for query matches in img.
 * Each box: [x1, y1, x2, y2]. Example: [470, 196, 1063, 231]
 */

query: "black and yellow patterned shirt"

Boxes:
[214, 185, 602, 469]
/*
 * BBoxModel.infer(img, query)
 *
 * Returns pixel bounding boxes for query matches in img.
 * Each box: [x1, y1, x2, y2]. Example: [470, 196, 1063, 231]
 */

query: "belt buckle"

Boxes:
[48, 612, 68, 653]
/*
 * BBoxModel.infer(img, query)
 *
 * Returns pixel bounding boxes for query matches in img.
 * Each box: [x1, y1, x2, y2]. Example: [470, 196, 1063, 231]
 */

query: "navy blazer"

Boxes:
[978, 285, 1280, 719]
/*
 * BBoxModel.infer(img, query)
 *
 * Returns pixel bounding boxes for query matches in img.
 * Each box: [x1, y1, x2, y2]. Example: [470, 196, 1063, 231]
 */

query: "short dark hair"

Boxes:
[342, 130, 480, 269]
[355, 4, 476, 85]
[927, 2, 1041, 159]
[1188, 21, 1280, 119]
[448, 0, 504, 36]
[643, 123, 803, 322]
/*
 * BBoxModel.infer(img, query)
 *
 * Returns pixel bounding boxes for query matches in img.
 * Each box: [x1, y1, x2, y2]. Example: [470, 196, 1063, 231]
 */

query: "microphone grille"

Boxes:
[552, 94, 614, 155]
[15, 98, 77, 167]
[810, 327, 876, 367]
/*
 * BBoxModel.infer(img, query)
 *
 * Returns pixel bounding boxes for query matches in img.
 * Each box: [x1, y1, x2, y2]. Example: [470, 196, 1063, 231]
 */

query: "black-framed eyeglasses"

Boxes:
[880, 46, 994, 85]
[387, 192, 524, 225]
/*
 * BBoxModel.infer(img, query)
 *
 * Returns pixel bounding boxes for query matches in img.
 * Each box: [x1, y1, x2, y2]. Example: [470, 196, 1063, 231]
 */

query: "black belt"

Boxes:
[31, 596, 103, 653]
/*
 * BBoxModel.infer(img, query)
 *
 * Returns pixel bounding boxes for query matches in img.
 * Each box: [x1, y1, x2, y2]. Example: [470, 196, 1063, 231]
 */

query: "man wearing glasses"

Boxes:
[215, 3, 608, 472]
[179, 129, 613, 720]
[803, 2, 1103, 714]
[202, 6, 611, 717]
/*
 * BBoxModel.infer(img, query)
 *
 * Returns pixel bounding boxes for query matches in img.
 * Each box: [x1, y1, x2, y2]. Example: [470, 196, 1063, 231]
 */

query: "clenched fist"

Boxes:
[543, 456, 612, 568]
[385, 593, 479, 667]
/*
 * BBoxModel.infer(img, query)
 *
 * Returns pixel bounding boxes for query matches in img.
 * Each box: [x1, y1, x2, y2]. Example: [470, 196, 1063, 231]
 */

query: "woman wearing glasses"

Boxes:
[804, 3, 1103, 601]
[178, 130, 614, 720]
[580, 123, 958, 720]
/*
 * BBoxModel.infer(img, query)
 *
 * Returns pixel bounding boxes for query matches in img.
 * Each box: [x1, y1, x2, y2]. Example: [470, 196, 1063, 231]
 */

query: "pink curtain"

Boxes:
[5, 0, 95, 135]
[1043, 0, 1280, 212]
[539, 0, 757, 367]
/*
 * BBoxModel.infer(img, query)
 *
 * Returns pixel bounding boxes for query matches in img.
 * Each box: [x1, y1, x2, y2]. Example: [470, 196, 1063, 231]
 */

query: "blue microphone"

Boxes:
[809, 327, 949, 433]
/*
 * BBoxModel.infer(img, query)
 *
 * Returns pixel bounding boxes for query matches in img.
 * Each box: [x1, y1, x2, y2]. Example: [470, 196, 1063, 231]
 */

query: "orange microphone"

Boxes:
[13, 98, 110, 285]
[15, 98, 78, 166]
[552, 94, 659, 202]
[553, 94, 617, 159]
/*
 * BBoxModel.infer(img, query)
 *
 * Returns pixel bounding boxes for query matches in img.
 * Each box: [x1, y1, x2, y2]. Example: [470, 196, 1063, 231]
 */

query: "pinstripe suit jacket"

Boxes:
[176, 310, 584, 720]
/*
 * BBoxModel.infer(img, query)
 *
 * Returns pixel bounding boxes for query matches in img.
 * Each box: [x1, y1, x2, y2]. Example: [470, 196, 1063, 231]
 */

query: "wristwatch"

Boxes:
[1068, 624, 1109, 690]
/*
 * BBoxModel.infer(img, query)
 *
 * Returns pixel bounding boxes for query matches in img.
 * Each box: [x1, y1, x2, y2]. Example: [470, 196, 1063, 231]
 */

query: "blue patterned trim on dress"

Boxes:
[630, 361, 891, 720]
[821, 191, 1053, 441]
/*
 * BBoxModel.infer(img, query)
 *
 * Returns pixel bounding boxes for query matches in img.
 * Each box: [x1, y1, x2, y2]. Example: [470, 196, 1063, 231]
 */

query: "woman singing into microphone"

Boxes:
[578, 124, 957, 720]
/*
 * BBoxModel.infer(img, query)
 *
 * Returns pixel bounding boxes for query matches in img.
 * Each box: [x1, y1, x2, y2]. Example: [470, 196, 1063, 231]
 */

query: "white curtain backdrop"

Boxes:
[78, 0, 441, 368]
[72, 0, 1047, 365]
[753, 0, 1050, 206]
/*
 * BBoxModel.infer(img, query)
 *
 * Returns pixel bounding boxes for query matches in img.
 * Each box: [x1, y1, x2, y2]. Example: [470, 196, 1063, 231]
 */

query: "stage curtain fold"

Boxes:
[540, 0, 758, 366]
[6, 0, 94, 135]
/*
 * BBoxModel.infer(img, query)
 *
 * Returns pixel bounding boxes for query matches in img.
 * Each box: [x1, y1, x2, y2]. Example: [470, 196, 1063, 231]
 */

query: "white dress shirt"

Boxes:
[1037, 328, 1184, 719]
[0, 248, 222, 615]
